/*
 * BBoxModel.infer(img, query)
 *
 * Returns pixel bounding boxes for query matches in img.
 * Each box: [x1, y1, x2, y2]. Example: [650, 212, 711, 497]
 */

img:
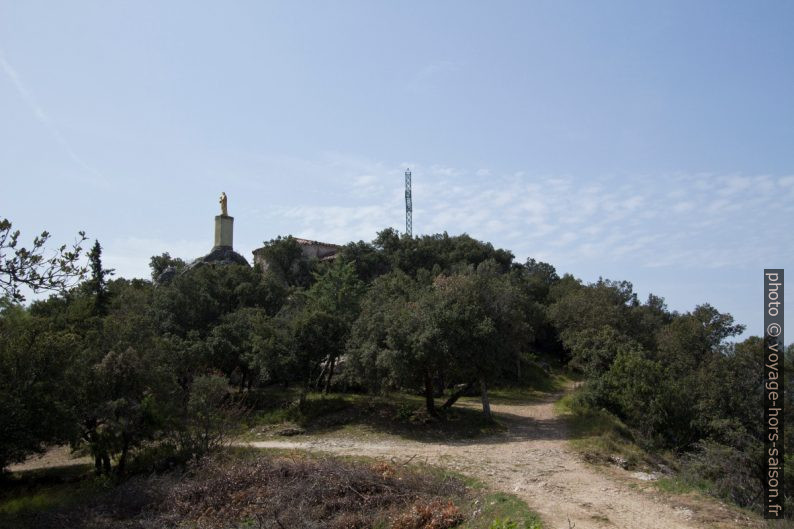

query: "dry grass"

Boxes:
[6, 452, 468, 529]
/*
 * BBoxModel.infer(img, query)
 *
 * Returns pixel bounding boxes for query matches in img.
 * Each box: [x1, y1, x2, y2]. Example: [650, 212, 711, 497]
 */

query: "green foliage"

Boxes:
[174, 374, 242, 460]
[347, 270, 444, 414]
[152, 263, 284, 336]
[290, 309, 348, 404]
[548, 271, 770, 514]
[257, 235, 316, 287]
[654, 474, 711, 495]
[304, 259, 365, 392]
[83, 346, 169, 474]
[372, 228, 514, 280]
[84, 240, 114, 314]
[307, 258, 364, 322]
[208, 308, 272, 387]
[563, 326, 639, 378]
[431, 263, 529, 419]
[472, 493, 544, 529]
[598, 347, 687, 445]
[0, 218, 87, 302]
[149, 252, 186, 280]
[337, 239, 391, 282]
[0, 225, 776, 519]
[347, 261, 533, 420]
[555, 390, 651, 468]
[677, 440, 762, 508]
[488, 517, 543, 529]
[0, 472, 107, 517]
[0, 303, 79, 470]
[548, 278, 637, 348]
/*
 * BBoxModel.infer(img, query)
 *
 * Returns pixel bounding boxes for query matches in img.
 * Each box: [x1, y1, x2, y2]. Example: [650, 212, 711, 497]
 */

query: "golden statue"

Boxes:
[219, 192, 228, 216]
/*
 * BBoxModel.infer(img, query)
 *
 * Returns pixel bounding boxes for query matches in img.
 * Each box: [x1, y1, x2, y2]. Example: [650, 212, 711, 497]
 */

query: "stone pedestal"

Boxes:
[214, 215, 234, 249]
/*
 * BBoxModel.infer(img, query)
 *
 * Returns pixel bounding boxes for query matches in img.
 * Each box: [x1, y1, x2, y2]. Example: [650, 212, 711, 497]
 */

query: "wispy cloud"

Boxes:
[102, 152, 792, 293]
[250, 156, 794, 272]
[0, 51, 105, 185]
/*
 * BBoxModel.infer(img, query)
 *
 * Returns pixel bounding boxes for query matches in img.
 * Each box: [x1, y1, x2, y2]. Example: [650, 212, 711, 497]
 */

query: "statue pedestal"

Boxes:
[214, 215, 234, 249]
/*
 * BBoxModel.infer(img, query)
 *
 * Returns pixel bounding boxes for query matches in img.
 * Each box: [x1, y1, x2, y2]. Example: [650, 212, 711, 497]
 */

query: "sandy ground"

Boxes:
[7, 445, 92, 473]
[7, 392, 762, 528]
[244, 393, 762, 529]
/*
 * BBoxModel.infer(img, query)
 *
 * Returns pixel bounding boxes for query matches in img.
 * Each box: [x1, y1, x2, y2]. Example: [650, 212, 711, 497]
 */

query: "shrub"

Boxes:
[172, 374, 246, 460]
[679, 440, 763, 509]
[22, 453, 468, 529]
[391, 500, 463, 529]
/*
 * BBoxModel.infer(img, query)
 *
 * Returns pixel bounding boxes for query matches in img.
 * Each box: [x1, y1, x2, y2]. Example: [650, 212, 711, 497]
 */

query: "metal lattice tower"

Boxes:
[404, 168, 412, 237]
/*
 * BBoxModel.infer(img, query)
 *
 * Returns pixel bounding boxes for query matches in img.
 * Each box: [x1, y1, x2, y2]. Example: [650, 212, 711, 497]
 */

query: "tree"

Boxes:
[306, 259, 364, 392]
[383, 286, 445, 416]
[0, 302, 79, 471]
[372, 229, 515, 279]
[151, 264, 283, 337]
[432, 263, 527, 420]
[79, 347, 169, 475]
[523, 258, 559, 283]
[290, 309, 347, 408]
[207, 308, 282, 389]
[547, 277, 639, 363]
[564, 326, 640, 378]
[85, 240, 115, 315]
[599, 346, 686, 445]
[347, 270, 446, 416]
[173, 374, 243, 461]
[149, 252, 186, 281]
[693, 336, 764, 447]
[0, 218, 87, 302]
[257, 236, 315, 287]
[337, 240, 391, 282]
[654, 304, 745, 378]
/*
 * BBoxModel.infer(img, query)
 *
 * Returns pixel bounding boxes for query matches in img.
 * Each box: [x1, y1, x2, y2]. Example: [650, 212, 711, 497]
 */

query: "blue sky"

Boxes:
[1, 1, 792, 338]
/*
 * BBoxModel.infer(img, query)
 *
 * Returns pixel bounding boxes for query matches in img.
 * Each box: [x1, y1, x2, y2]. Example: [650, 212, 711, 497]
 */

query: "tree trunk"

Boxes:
[479, 377, 492, 421]
[314, 363, 327, 391]
[516, 355, 521, 382]
[423, 371, 438, 417]
[117, 437, 130, 476]
[324, 356, 336, 394]
[87, 426, 110, 476]
[299, 386, 308, 411]
[101, 452, 111, 475]
[441, 381, 474, 410]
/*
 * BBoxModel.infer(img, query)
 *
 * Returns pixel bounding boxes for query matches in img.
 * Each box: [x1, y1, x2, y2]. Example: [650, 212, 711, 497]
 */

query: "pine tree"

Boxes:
[86, 240, 114, 315]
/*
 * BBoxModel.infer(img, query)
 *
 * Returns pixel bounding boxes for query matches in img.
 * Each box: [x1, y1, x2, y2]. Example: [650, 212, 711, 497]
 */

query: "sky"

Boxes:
[1, 1, 792, 339]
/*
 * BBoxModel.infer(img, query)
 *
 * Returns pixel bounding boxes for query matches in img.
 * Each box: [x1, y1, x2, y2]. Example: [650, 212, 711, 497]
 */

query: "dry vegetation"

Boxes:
[1, 451, 496, 529]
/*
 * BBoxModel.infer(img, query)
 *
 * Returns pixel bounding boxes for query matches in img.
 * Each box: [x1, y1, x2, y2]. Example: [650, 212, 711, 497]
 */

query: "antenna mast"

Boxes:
[404, 168, 412, 237]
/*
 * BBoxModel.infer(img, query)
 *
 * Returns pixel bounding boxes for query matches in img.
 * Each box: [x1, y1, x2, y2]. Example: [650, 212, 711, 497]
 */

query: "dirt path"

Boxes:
[7, 445, 92, 473]
[244, 392, 761, 529]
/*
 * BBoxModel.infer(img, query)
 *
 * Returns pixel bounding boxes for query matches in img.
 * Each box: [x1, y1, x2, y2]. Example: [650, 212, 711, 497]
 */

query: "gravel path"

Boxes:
[244, 392, 761, 529]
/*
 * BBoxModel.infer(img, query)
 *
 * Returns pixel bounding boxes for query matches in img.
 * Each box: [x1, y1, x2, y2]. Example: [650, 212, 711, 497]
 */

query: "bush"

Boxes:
[679, 440, 763, 509]
[172, 374, 246, 460]
[128, 442, 186, 474]
[158, 455, 466, 528]
[15, 453, 468, 529]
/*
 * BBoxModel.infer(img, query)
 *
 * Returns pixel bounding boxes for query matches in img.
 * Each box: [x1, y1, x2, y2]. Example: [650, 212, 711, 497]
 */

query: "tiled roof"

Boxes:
[293, 238, 341, 248]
